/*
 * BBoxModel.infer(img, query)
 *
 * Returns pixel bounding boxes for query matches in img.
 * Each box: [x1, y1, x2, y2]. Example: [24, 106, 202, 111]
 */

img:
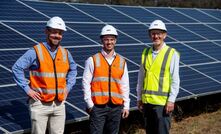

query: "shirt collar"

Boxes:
[42, 42, 59, 52]
[152, 43, 166, 54]
[101, 49, 116, 58]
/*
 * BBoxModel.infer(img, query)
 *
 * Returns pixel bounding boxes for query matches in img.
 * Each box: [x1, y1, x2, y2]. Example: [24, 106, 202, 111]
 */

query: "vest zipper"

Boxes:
[41, 44, 59, 101]
[108, 65, 111, 102]
[53, 59, 58, 100]
[101, 53, 117, 104]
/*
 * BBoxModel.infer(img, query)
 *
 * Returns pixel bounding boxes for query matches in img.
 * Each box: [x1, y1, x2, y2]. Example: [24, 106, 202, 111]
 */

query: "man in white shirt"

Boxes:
[82, 25, 130, 134]
[136, 20, 180, 134]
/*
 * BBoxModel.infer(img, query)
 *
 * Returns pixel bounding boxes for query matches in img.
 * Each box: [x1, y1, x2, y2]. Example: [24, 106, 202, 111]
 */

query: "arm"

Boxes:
[82, 57, 94, 110]
[165, 51, 180, 113]
[12, 48, 36, 93]
[168, 51, 180, 102]
[66, 50, 78, 93]
[136, 63, 145, 111]
[12, 48, 41, 101]
[120, 62, 130, 118]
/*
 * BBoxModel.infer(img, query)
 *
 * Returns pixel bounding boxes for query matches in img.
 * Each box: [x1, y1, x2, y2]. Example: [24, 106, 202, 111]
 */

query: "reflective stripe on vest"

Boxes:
[142, 45, 176, 105]
[30, 43, 69, 102]
[30, 71, 67, 78]
[91, 53, 125, 105]
[92, 77, 121, 84]
[91, 92, 123, 99]
[33, 88, 64, 94]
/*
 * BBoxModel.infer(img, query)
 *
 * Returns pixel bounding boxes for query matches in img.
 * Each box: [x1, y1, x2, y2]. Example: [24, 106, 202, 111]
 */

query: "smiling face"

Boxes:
[101, 35, 117, 54]
[149, 29, 167, 51]
[45, 28, 64, 50]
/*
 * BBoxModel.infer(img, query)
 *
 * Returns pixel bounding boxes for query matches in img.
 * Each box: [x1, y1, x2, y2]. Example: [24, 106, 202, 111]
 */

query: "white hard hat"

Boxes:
[149, 20, 167, 32]
[46, 16, 67, 31]
[100, 25, 118, 37]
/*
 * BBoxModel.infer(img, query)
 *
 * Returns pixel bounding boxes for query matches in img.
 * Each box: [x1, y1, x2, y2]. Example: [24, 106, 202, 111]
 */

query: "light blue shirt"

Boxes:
[12, 42, 77, 94]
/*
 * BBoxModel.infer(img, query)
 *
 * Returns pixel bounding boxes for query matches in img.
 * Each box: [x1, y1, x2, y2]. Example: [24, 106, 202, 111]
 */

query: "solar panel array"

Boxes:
[0, 0, 221, 133]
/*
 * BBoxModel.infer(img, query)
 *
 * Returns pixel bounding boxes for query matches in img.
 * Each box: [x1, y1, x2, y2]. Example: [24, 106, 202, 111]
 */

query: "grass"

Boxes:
[170, 107, 221, 134]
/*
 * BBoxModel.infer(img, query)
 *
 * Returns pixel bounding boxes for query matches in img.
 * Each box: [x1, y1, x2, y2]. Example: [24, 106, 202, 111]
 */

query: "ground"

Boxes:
[171, 108, 221, 134]
[65, 93, 221, 134]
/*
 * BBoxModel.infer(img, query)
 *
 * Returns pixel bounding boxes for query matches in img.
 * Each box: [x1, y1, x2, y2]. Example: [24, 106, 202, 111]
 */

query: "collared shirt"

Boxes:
[12, 42, 77, 94]
[82, 49, 130, 110]
[136, 43, 180, 103]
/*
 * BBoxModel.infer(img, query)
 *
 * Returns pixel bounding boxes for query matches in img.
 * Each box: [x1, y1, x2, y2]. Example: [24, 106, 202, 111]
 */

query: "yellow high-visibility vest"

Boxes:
[141, 45, 177, 105]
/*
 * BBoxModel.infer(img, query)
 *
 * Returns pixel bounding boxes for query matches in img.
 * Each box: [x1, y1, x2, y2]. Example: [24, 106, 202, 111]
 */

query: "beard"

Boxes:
[50, 39, 60, 46]
[48, 35, 61, 47]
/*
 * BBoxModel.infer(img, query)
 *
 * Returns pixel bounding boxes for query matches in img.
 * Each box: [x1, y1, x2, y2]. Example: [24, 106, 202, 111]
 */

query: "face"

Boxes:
[101, 35, 117, 53]
[45, 28, 64, 47]
[149, 30, 167, 49]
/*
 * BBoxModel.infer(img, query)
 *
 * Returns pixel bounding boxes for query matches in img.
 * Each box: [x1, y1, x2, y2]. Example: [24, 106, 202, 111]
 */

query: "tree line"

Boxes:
[45, 0, 221, 9]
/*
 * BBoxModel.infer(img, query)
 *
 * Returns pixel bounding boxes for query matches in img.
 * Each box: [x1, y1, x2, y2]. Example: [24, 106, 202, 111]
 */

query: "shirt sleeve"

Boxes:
[136, 63, 144, 101]
[82, 57, 94, 108]
[12, 48, 36, 94]
[66, 50, 78, 93]
[168, 51, 180, 103]
[120, 62, 130, 110]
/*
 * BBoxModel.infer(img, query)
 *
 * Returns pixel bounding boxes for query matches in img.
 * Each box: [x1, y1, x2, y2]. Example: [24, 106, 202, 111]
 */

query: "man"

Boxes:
[82, 25, 130, 134]
[136, 20, 180, 134]
[12, 16, 77, 134]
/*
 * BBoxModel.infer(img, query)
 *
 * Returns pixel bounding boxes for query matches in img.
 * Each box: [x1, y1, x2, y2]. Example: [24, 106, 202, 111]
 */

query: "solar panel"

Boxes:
[169, 43, 216, 65]
[72, 3, 137, 23]
[208, 24, 221, 31]
[0, 0, 221, 133]
[166, 24, 205, 41]
[201, 9, 221, 20]
[180, 24, 221, 40]
[180, 67, 221, 95]
[0, 0, 47, 21]
[145, 7, 197, 23]
[112, 5, 170, 23]
[175, 8, 220, 22]
[185, 41, 221, 61]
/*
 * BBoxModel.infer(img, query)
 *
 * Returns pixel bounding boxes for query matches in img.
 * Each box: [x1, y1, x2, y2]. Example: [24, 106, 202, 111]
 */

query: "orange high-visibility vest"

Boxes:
[30, 43, 69, 102]
[91, 53, 125, 105]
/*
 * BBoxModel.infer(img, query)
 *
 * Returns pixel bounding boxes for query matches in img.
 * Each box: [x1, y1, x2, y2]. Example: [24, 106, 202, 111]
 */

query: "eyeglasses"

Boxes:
[150, 31, 164, 36]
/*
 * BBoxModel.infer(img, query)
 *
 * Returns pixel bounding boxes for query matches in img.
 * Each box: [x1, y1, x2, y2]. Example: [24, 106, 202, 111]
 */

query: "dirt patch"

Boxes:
[171, 107, 221, 134]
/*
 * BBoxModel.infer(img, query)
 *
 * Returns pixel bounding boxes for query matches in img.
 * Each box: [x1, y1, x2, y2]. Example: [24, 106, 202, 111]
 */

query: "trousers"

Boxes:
[29, 99, 65, 134]
[143, 103, 171, 134]
[89, 103, 123, 134]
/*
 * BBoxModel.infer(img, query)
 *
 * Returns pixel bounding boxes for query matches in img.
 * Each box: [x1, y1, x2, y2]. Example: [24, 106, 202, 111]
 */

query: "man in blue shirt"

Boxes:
[12, 16, 77, 134]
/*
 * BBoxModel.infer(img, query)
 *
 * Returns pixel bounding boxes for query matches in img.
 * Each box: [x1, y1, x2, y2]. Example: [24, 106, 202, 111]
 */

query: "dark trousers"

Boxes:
[143, 103, 171, 134]
[89, 103, 123, 134]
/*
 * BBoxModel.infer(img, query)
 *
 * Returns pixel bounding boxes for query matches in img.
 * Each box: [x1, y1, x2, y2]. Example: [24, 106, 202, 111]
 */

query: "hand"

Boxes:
[27, 89, 41, 101]
[86, 107, 93, 114]
[165, 101, 175, 114]
[64, 88, 68, 100]
[122, 109, 129, 119]
[137, 100, 143, 112]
